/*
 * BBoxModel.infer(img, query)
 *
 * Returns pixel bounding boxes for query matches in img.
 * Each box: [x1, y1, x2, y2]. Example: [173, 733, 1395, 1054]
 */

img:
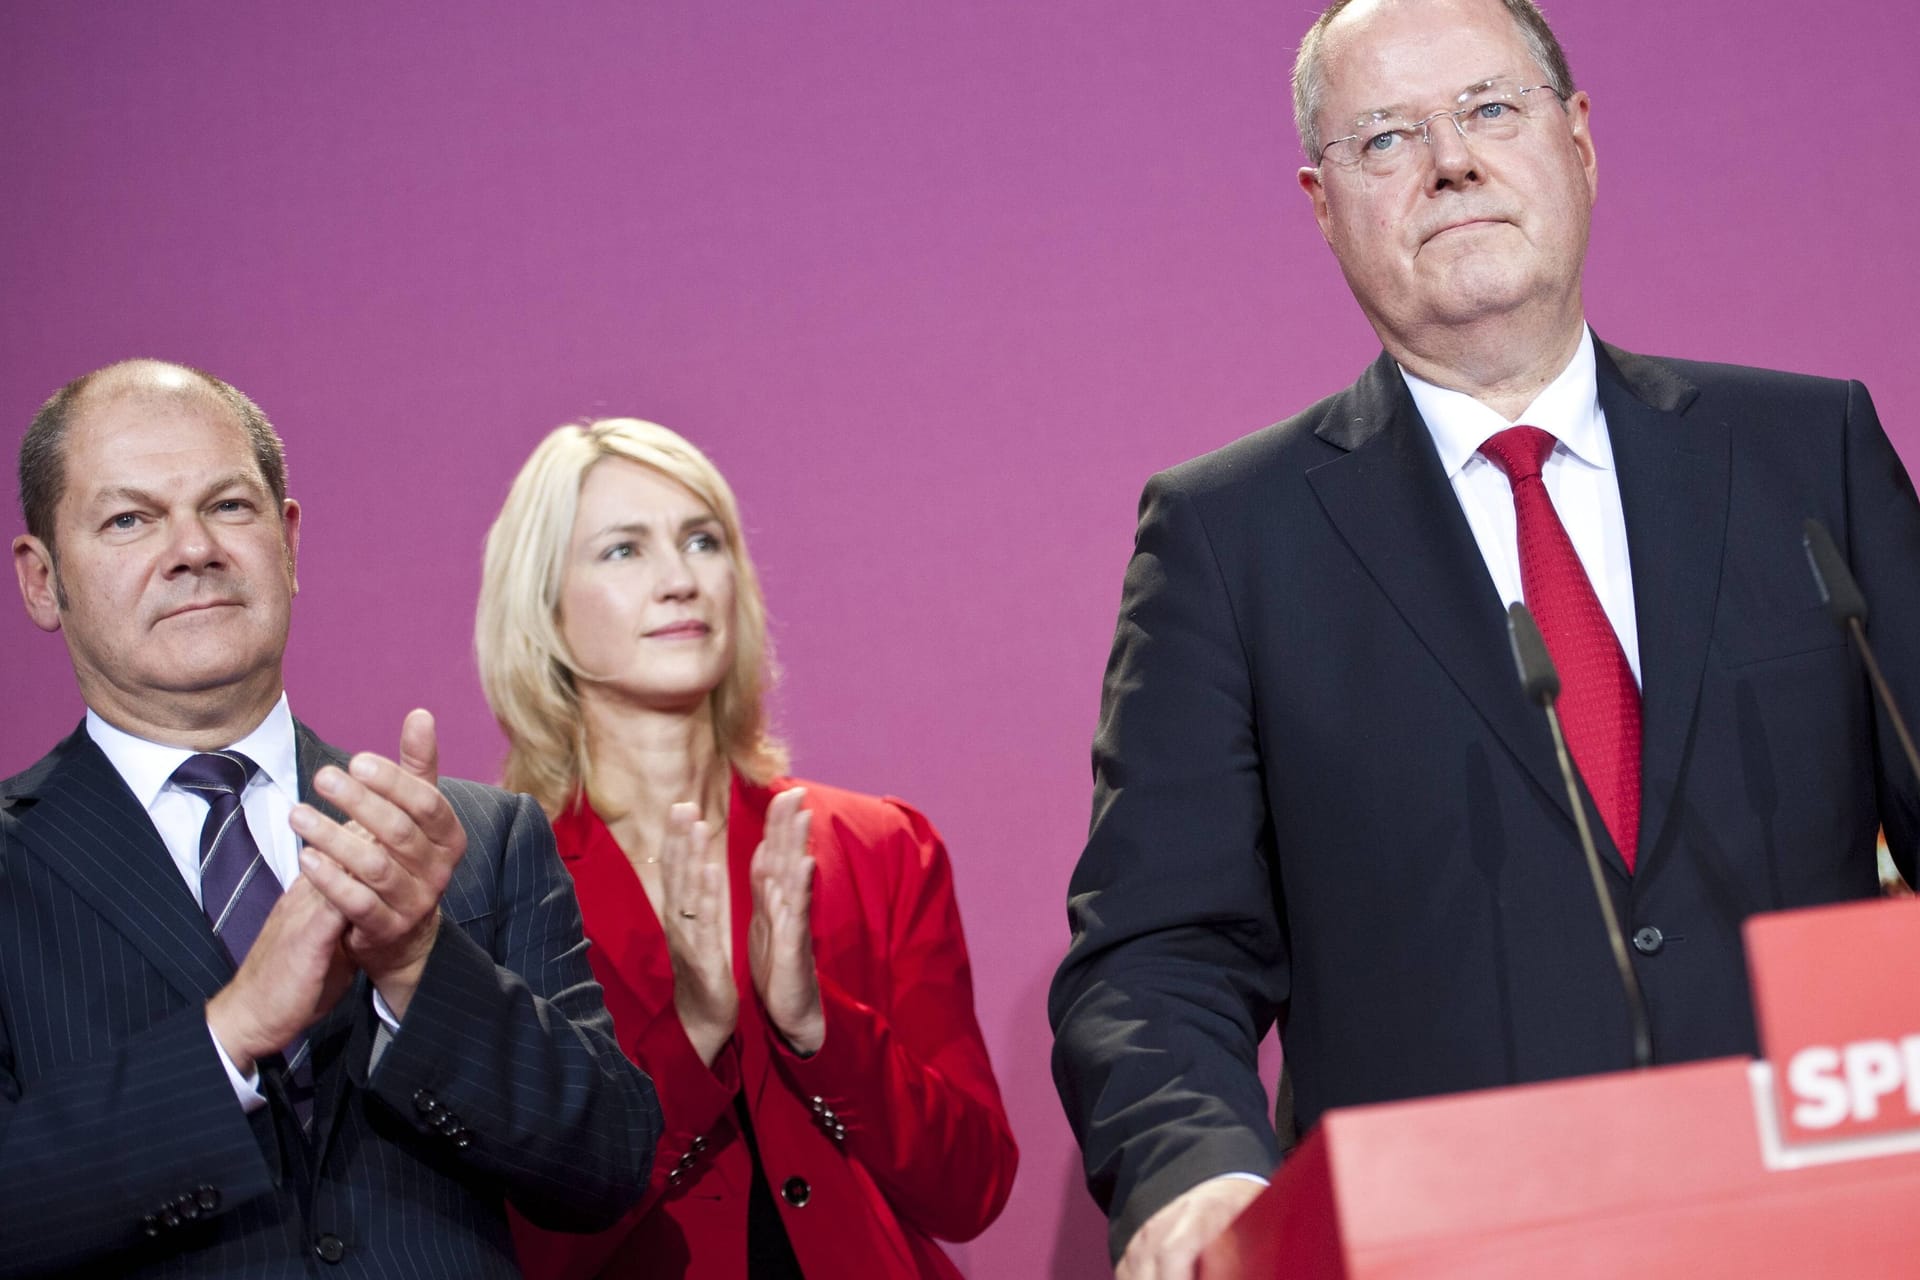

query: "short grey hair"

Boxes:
[1291, 0, 1576, 161]
[19, 358, 287, 553]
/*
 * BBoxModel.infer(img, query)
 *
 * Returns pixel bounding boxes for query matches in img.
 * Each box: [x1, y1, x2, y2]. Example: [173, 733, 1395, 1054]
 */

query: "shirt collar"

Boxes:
[87, 693, 301, 811]
[1400, 327, 1609, 478]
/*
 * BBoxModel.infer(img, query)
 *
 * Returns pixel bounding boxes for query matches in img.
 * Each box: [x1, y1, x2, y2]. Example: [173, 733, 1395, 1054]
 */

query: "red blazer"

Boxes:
[512, 776, 1017, 1279]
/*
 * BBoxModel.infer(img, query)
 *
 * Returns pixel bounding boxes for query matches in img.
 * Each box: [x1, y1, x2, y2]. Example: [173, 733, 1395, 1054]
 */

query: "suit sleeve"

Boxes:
[771, 798, 1018, 1243]
[1838, 380, 1920, 879]
[0, 827, 280, 1277]
[1047, 471, 1290, 1261]
[359, 786, 661, 1232]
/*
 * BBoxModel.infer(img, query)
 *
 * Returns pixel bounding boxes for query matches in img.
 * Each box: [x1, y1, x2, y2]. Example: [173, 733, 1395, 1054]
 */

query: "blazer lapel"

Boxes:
[292, 722, 371, 1164]
[1306, 353, 1572, 825]
[1596, 342, 1726, 873]
[4, 725, 235, 1002]
[729, 777, 779, 1108]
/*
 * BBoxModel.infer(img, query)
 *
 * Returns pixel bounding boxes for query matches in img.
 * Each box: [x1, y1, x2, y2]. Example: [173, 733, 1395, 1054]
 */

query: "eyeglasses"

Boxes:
[1317, 83, 1565, 178]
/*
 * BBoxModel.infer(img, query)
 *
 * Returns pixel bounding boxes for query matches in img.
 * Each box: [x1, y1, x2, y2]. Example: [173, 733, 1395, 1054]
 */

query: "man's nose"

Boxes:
[1423, 110, 1480, 190]
[164, 514, 224, 573]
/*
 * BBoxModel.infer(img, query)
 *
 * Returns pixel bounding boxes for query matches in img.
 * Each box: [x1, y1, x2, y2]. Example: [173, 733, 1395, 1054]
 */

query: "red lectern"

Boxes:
[1200, 895, 1920, 1278]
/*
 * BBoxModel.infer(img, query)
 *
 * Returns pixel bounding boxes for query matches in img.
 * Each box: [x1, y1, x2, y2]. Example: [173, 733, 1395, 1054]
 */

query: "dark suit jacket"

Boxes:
[1048, 341, 1920, 1257]
[0, 720, 662, 1277]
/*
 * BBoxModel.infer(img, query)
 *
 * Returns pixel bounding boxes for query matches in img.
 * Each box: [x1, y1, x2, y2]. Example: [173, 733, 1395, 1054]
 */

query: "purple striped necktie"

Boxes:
[171, 751, 314, 1126]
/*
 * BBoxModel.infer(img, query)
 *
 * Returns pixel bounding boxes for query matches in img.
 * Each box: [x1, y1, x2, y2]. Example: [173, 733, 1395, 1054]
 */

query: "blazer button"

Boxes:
[690, 1134, 709, 1153]
[141, 1214, 161, 1238]
[1632, 926, 1664, 955]
[412, 1089, 436, 1114]
[313, 1233, 346, 1264]
[780, 1176, 811, 1208]
[196, 1185, 221, 1213]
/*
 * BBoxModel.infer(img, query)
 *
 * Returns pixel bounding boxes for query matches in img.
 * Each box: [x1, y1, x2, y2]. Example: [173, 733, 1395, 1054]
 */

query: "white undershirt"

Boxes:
[1400, 326, 1642, 684]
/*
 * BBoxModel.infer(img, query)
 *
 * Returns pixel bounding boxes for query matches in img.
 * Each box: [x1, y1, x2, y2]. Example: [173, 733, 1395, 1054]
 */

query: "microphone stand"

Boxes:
[1507, 602, 1653, 1069]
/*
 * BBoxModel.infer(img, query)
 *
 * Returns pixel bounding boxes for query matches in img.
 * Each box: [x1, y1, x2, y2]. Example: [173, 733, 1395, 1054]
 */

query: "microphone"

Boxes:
[1506, 602, 1653, 1070]
[1802, 518, 1920, 786]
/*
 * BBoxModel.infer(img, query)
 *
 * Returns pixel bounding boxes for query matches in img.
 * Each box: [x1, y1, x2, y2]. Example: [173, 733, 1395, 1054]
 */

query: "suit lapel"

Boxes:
[292, 721, 368, 1165]
[1596, 343, 1725, 872]
[1306, 354, 1572, 824]
[5, 725, 236, 1002]
[730, 777, 779, 1108]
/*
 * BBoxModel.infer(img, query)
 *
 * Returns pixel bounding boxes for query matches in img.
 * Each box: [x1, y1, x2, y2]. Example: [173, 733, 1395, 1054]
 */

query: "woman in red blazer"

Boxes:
[476, 417, 1017, 1278]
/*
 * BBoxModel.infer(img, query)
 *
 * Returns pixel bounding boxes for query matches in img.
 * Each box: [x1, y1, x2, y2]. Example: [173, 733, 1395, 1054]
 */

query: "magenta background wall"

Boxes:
[4, 2, 1917, 1273]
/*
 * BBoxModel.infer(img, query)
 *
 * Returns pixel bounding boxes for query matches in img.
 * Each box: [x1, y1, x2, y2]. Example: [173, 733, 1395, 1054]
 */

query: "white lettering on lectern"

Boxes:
[1787, 1035, 1920, 1129]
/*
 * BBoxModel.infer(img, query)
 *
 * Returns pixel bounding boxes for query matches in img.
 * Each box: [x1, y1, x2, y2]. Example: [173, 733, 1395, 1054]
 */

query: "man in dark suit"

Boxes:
[1048, 0, 1920, 1275]
[2, 358, 661, 1276]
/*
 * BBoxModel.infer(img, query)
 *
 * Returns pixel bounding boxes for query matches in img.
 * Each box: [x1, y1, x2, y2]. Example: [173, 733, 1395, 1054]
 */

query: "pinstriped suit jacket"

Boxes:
[0, 721, 661, 1277]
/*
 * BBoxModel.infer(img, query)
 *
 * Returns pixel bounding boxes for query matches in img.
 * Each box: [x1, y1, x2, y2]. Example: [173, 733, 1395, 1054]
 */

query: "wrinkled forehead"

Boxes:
[1317, 0, 1541, 123]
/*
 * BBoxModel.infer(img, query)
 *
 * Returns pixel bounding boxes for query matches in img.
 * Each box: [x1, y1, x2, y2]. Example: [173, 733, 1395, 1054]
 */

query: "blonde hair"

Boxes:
[476, 418, 787, 815]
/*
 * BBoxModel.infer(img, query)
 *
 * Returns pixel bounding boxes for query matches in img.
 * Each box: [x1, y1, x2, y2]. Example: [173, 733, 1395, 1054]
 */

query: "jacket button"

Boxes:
[141, 1214, 161, 1238]
[1632, 926, 1664, 955]
[780, 1176, 811, 1208]
[196, 1186, 221, 1213]
[314, 1233, 346, 1264]
[690, 1134, 709, 1153]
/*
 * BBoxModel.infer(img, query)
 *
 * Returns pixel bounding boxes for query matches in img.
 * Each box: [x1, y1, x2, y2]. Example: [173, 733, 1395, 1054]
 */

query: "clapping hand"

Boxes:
[659, 802, 738, 1066]
[291, 708, 467, 1020]
[748, 789, 822, 1056]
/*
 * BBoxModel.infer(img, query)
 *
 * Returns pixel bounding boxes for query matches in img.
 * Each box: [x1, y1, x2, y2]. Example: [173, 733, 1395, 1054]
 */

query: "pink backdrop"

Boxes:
[4, 3, 1917, 1273]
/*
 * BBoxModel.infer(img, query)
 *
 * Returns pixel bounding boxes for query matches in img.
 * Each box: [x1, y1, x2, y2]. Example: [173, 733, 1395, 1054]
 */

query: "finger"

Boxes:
[299, 845, 409, 941]
[311, 768, 429, 866]
[291, 802, 411, 898]
[781, 813, 815, 898]
[398, 708, 439, 782]
[751, 790, 805, 881]
[658, 805, 700, 908]
[341, 751, 465, 853]
[695, 860, 727, 945]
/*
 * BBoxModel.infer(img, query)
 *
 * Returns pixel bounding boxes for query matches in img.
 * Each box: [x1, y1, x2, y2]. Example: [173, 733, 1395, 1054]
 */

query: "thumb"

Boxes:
[399, 708, 439, 781]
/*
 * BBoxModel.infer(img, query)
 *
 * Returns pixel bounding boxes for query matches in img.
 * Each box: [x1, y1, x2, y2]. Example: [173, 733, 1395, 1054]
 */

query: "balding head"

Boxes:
[18, 359, 287, 555]
[1292, 0, 1575, 161]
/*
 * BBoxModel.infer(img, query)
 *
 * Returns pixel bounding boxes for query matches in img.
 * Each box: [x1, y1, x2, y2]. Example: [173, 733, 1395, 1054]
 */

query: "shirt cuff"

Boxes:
[371, 987, 403, 1033]
[207, 1018, 268, 1114]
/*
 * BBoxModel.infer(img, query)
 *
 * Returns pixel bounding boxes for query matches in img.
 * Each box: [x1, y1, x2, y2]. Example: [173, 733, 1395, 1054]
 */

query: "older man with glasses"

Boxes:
[1050, 0, 1920, 1275]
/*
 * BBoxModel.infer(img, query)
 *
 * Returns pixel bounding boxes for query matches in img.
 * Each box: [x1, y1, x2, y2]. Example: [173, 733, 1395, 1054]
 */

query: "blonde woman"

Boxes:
[479, 419, 1017, 1279]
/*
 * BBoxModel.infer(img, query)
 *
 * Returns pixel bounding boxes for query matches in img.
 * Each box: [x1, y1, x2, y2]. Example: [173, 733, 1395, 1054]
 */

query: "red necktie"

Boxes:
[1479, 426, 1642, 870]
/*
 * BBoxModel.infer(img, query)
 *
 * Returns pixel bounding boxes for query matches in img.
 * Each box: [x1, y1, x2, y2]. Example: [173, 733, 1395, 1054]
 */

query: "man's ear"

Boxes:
[1299, 166, 1334, 244]
[281, 498, 302, 595]
[14, 535, 63, 632]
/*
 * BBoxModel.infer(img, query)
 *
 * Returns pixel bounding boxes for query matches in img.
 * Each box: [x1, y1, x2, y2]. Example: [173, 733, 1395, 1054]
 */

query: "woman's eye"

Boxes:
[686, 531, 722, 554]
[600, 542, 635, 561]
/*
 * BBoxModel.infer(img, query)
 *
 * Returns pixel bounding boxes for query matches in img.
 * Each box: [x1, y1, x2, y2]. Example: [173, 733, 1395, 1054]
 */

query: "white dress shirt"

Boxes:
[1400, 327, 1643, 685]
[88, 697, 404, 1116]
[88, 695, 302, 1111]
